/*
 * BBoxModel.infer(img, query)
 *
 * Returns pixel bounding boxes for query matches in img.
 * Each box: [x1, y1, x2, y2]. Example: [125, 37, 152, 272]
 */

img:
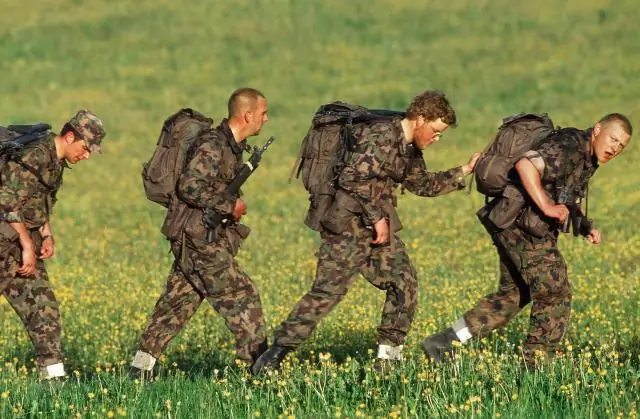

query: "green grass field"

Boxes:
[1, 0, 639, 417]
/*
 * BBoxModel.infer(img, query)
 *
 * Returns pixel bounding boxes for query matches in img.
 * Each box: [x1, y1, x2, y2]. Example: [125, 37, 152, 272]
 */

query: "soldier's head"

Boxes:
[227, 87, 269, 140]
[405, 90, 456, 150]
[59, 109, 106, 164]
[591, 113, 632, 164]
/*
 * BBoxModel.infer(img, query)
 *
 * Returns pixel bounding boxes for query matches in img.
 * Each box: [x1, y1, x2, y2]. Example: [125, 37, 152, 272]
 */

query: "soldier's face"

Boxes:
[248, 97, 269, 136]
[65, 137, 91, 164]
[413, 117, 449, 150]
[592, 122, 630, 164]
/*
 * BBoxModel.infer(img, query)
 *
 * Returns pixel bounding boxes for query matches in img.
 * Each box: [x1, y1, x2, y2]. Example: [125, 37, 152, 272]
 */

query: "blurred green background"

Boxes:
[1, 0, 638, 417]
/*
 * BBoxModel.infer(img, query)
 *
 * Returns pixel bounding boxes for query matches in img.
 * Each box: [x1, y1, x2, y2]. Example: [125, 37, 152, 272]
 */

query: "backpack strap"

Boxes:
[287, 149, 304, 184]
[15, 142, 57, 191]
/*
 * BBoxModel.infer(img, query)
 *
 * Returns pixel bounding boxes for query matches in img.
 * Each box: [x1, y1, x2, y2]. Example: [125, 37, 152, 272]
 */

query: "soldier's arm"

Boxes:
[0, 146, 50, 226]
[337, 131, 394, 225]
[402, 153, 466, 197]
[0, 147, 51, 251]
[8, 221, 34, 252]
[525, 139, 582, 187]
[515, 139, 580, 221]
[177, 138, 236, 215]
[514, 158, 555, 212]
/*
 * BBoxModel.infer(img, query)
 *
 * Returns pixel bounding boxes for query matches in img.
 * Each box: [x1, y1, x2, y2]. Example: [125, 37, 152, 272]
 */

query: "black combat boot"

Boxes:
[250, 344, 291, 376]
[420, 328, 460, 363]
[250, 339, 269, 365]
[129, 366, 154, 382]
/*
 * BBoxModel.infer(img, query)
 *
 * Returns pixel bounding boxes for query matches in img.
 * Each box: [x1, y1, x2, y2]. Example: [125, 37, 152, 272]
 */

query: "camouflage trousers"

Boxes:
[463, 225, 571, 364]
[137, 239, 267, 364]
[274, 219, 418, 348]
[0, 235, 63, 367]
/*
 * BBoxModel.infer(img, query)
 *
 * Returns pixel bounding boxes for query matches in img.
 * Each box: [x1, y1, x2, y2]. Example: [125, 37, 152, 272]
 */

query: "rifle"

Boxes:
[203, 136, 276, 243]
[556, 186, 593, 237]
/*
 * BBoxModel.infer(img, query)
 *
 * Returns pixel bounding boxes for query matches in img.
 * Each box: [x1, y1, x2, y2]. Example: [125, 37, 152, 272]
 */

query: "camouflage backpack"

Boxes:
[474, 113, 555, 197]
[142, 108, 213, 208]
[290, 101, 404, 231]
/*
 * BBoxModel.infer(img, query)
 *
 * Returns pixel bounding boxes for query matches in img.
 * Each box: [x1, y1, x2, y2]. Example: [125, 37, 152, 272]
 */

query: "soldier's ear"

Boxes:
[245, 109, 256, 124]
[593, 123, 602, 137]
[63, 131, 75, 144]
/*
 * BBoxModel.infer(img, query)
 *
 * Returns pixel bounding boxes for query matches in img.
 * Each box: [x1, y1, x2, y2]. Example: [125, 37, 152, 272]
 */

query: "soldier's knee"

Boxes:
[397, 276, 418, 298]
[309, 285, 345, 300]
[548, 271, 572, 300]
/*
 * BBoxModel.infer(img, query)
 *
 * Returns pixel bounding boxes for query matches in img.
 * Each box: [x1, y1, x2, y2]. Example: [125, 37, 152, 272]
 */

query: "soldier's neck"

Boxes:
[227, 118, 248, 143]
[401, 118, 414, 143]
[53, 136, 66, 160]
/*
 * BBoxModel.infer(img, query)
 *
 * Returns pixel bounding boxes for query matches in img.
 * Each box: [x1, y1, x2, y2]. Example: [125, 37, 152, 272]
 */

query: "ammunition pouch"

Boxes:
[161, 198, 203, 241]
[516, 206, 556, 237]
[486, 184, 527, 229]
[304, 191, 335, 232]
[320, 190, 362, 234]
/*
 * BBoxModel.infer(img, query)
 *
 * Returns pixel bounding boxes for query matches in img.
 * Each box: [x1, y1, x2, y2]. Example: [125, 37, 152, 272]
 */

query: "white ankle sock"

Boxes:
[452, 317, 472, 343]
[377, 344, 404, 361]
[40, 362, 66, 379]
[132, 350, 156, 371]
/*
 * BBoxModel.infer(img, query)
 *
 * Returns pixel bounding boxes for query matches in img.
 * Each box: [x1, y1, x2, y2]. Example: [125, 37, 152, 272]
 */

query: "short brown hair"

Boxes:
[598, 113, 633, 136]
[60, 123, 82, 139]
[228, 87, 265, 117]
[405, 90, 456, 126]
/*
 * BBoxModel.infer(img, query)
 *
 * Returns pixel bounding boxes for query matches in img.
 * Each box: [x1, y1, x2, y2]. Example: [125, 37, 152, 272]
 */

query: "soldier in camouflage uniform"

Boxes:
[130, 88, 269, 379]
[421, 113, 632, 368]
[251, 91, 482, 375]
[0, 110, 106, 380]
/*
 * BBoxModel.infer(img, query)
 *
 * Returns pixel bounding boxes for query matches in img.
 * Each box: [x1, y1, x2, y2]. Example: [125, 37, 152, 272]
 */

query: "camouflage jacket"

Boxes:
[509, 127, 599, 238]
[524, 127, 598, 204]
[177, 119, 245, 241]
[336, 118, 465, 232]
[0, 134, 65, 230]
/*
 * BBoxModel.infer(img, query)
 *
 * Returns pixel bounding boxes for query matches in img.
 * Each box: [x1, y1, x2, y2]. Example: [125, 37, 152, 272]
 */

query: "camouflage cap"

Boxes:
[67, 109, 106, 154]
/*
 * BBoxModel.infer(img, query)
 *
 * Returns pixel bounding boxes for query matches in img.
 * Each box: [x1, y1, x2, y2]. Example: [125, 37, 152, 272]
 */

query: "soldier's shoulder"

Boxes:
[359, 119, 401, 142]
[538, 128, 581, 151]
[555, 128, 585, 152]
[367, 118, 398, 131]
[18, 135, 56, 165]
[198, 127, 228, 146]
[191, 127, 224, 150]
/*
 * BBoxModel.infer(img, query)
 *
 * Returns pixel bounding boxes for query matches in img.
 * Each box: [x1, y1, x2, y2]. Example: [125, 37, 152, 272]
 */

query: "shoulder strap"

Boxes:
[15, 142, 56, 191]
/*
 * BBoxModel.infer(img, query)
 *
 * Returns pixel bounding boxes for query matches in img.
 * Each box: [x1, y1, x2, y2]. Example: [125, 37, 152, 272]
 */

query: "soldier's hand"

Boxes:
[372, 218, 389, 245]
[18, 245, 37, 276]
[543, 204, 569, 222]
[233, 198, 247, 222]
[586, 228, 601, 245]
[462, 152, 483, 175]
[40, 236, 55, 259]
